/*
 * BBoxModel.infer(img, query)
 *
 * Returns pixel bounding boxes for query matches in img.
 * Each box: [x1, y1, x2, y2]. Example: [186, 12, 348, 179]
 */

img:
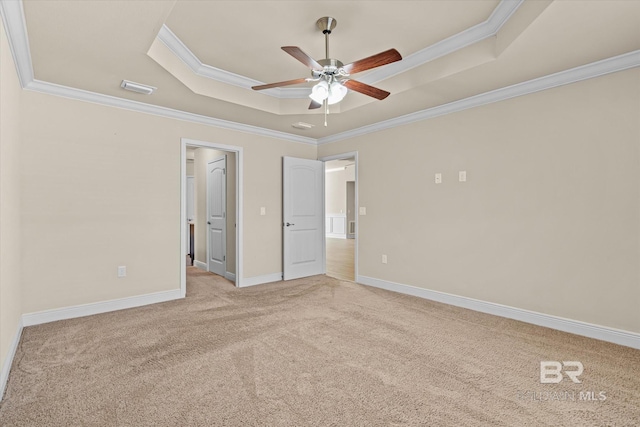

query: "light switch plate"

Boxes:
[359, 207, 367, 215]
[435, 173, 442, 184]
[260, 207, 266, 216]
[459, 171, 467, 182]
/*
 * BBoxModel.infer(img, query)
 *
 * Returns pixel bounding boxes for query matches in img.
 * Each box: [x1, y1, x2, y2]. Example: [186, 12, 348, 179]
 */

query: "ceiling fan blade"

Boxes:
[309, 100, 322, 110]
[251, 78, 308, 91]
[282, 46, 324, 71]
[343, 80, 390, 100]
[341, 48, 402, 75]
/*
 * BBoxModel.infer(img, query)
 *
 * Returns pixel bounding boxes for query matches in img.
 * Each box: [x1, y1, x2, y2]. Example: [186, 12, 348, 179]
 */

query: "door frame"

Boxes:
[319, 151, 358, 280]
[180, 138, 244, 294]
[206, 156, 227, 277]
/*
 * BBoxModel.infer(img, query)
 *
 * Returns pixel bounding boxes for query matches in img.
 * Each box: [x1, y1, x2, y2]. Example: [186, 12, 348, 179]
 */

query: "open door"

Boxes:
[207, 156, 226, 276]
[283, 157, 325, 280]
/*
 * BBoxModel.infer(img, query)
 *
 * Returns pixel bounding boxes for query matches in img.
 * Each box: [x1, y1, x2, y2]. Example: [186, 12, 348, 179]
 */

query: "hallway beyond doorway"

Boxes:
[326, 238, 355, 281]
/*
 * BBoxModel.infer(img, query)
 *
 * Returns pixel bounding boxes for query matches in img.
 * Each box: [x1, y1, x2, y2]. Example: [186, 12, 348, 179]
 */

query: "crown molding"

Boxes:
[157, 0, 524, 98]
[0, 0, 33, 88]
[359, 0, 523, 85]
[318, 49, 640, 144]
[3, 0, 639, 147]
[157, 25, 310, 99]
[24, 79, 317, 145]
[486, 0, 524, 33]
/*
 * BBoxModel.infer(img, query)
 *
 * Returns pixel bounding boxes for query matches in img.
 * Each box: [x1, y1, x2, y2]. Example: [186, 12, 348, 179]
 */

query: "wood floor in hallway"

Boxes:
[326, 237, 355, 281]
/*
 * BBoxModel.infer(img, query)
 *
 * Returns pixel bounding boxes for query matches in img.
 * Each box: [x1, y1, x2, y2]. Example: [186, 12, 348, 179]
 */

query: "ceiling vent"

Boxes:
[292, 122, 314, 130]
[120, 80, 156, 95]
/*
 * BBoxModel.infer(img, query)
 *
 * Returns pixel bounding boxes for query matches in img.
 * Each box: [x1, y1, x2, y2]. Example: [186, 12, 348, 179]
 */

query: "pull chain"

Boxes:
[324, 100, 328, 127]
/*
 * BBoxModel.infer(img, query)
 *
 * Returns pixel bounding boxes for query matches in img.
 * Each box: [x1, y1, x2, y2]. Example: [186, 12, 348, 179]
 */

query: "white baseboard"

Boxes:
[225, 272, 236, 282]
[357, 275, 640, 350]
[22, 289, 183, 327]
[0, 318, 23, 401]
[240, 272, 283, 288]
[326, 233, 347, 239]
[194, 260, 207, 271]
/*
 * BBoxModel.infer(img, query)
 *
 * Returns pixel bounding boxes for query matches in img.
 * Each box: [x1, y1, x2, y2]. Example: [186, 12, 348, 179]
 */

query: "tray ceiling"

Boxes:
[10, 0, 640, 141]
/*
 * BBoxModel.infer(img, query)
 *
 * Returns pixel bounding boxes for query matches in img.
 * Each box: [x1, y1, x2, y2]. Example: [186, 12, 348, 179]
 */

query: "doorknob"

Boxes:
[285, 222, 295, 227]
[207, 221, 211, 225]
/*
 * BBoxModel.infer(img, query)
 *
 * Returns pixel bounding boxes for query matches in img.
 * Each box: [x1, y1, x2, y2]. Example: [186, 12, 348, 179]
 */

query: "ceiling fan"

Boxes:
[251, 17, 402, 122]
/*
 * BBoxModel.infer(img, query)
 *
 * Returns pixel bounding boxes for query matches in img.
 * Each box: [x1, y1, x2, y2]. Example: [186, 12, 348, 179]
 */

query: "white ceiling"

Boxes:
[11, 0, 640, 141]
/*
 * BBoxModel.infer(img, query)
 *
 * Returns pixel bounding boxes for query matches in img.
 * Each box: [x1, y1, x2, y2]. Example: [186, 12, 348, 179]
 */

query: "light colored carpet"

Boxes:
[1, 268, 639, 426]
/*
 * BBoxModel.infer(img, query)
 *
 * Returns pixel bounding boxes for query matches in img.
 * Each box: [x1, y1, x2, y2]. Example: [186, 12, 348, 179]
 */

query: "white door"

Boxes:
[207, 157, 226, 276]
[283, 157, 325, 280]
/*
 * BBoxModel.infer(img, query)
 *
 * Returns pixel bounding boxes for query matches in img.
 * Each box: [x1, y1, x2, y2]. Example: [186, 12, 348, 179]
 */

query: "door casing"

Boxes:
[320, 151, 359, 280]
[180, 138, 243, 293]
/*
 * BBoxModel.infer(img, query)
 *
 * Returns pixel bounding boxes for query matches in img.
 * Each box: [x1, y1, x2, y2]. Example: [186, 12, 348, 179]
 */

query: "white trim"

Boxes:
[2, 0, 638, 148]
[357, 275, 640, 350]
[318, 50, 640, 145]
[191, 262, 236, 283]
[23, 51, 640, 147]
[180, 140, 187, 297]
[157, 25, 310, 100]
[359, 0, 523, 85]
[0, 0, 33, 88]
[0, 318, 23, 400]
[326, 233, 347, 239]
[181, 138, 244, 289]
[487, 0, 524, 32]
[240, 272, 283, 288]
[21, 290, 182, 327]
[24, 80, 316, 145]
[157, 1, 523, 96]
[326, 213, 347, 239]
[320, 152, 359, 279]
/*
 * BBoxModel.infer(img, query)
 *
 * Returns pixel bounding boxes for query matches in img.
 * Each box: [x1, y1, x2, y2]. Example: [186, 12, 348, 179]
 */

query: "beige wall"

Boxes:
[319, 68, 640, 333]
[0, 19, 23, 381]
[193, 148, 236, 275]
[20, 90, 316, 313]
[2, 24, 638, 363]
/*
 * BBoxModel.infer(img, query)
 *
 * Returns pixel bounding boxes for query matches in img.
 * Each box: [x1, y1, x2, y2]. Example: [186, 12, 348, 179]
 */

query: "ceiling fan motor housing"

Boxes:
[312, 58, 345, 79]
[316, 17, 337, 34]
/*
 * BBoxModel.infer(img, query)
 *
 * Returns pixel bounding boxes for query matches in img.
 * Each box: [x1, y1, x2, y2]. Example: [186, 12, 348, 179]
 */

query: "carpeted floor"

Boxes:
[1, 267, 639, 426]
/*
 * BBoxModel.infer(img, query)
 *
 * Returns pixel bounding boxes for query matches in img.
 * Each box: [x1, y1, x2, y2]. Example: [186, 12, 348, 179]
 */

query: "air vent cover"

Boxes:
[292, 122, 314, 130]
[120, 80, 156, 95]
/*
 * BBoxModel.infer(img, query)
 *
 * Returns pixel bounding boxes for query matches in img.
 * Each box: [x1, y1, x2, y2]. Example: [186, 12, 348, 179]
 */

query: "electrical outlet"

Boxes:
[359, 207, 367, 215]
[459, 171, 467, 182]
[435, 173, 442, 184]
[117, 266, 126, 278]
[382, 254, 388, 264]
[260, 207, 266, 216]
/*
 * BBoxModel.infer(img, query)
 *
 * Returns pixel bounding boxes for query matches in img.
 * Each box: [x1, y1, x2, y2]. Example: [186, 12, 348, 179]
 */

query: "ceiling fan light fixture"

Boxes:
[309, 80, 329, 103]
[327, 81, 347, 105]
